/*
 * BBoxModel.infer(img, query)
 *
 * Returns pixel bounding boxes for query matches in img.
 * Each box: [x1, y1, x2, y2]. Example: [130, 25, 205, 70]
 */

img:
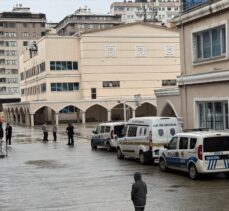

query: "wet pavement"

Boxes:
[0, 124, 229, 211]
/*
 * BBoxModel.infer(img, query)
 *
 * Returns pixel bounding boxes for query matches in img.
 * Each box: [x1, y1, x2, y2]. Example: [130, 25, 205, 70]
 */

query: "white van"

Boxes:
[159, 131, 229, 179]
[116, 117, 181, 164]
[91, 122, 126, 152]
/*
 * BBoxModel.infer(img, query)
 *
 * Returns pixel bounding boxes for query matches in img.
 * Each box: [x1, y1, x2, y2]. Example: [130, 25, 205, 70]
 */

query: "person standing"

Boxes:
[42, 122, 48, 141]
[0, 124, 3, 140]
[52, 124, 57, 142]
[66, 122, 74, 146]
[5, 123, 12, 145]
[131, 172, 147, 211]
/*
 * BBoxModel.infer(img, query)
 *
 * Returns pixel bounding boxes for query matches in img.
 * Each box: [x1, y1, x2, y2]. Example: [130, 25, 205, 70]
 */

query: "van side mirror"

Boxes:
[164, 144, 168, 149]
[92, 130, 96, 134]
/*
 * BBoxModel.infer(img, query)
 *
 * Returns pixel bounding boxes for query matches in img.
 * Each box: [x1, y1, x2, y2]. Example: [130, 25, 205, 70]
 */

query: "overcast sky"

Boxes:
[0, 0, 116, 22]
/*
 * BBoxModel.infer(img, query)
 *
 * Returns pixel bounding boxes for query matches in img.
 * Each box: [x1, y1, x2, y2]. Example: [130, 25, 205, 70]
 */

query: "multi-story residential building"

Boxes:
[0, 4, 46, 111]
[3, 23, 180, 126]
[55, 6, 121, 36]
[155, 0, 229, 130]
[154, 0, 181, 23]
[110, 0, 181, 24]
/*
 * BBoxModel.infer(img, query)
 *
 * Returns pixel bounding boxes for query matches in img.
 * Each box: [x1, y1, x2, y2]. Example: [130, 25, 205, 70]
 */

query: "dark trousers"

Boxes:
[135, 207, 145, 211]
[6, 135, 12, 145]
[53, 132, 57, 141]
[43, 132, 48, 141]
[68, 134, 74, 145]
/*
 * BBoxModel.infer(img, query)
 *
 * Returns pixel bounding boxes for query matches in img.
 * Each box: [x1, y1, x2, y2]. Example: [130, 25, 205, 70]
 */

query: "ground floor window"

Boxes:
[198, 101, 228, 130]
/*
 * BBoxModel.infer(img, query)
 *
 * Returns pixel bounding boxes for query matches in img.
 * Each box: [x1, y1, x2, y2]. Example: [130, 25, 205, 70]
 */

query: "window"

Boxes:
[91, 88, 96, 99]
[179, 137, 188, 149]
[50, 61, 78, 71]
[23, 41, 28, 47]
[190, 138, 197, 149]
[162, 80, 177, 86]
[105, 126, 111, 133]
[40, 83, 46, 93]
[60, 106, 77, 113]
[127, 126, 137, 137]
[198, 101, 228, 130]
[23, 32, 29, 37]
[103, 81, 120, 88]
[40, 62, 45, 72]
[101, 126, 105, 133]
[168, 137, 178, 150]
[204, 136, 229, 152]
[51, 83, 79, 92]
[193, 25, 226, 62]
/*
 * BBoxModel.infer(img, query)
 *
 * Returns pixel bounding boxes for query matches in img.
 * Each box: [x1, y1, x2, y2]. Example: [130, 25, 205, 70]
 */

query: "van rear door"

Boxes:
[203, 136, 229, 171]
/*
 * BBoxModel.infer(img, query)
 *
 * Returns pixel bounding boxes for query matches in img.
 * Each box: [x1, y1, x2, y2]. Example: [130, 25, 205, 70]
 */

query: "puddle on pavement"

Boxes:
[25, 160, 66, 169]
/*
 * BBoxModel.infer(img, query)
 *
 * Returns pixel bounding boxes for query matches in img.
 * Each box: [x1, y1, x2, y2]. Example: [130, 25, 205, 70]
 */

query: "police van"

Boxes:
[91, 122, 125, 152]
[116, 117, 181, 164]
[159, 131, 229, 179]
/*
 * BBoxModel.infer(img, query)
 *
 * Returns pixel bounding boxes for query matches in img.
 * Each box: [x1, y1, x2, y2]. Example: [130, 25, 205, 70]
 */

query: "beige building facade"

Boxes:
[156, 0, 229, 130]
[3, 23, 180, 126]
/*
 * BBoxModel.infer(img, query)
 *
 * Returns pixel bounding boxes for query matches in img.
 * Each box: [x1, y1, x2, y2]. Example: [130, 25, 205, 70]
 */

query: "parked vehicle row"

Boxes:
[91, 117, 229, 180]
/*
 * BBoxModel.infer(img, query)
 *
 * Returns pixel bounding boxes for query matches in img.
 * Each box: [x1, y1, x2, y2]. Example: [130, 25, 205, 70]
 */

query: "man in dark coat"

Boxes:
[5, 123, 12, 145]
[0, 124, 3, 140]
[66, 123, 74, 146]
[131, 172, 147, 211]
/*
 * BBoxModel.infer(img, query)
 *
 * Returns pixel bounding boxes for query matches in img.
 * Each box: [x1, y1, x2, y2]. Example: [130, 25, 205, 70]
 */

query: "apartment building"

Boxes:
[110, 0, 181, 24]
[55, 6, 121, 36]
[155, 0, 229, 130]
[0, 4, 46, 110]
[3, 23, 180, 126]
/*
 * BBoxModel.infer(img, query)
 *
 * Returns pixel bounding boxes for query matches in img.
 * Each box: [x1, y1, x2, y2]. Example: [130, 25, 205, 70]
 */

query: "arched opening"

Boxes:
[59, 105, 81, 123]
[160, 102, 177, 117]
[34, 106, 56, 125]
[111, 103, 133, 121]
[85, 104, 107, 122]
[135, 102, 157, 117]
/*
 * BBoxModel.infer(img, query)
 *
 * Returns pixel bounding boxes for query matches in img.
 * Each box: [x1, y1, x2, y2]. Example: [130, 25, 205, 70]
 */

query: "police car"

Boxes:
[159, 131, 229, 179]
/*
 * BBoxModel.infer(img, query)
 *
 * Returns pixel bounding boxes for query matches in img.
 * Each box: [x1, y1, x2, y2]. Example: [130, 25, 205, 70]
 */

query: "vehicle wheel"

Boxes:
[225, 172, 229, 179]
[188, 164, 198, 180]
[159, 158, 167, 172]
[106, 142, 112, 152]
[117, 148, 124, 159]
[91, 140, 97, 150]
[139, 152, 147, 165]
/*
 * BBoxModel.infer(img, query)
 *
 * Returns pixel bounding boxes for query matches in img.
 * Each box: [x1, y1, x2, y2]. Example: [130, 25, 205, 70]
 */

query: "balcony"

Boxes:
[183, 0, 221, 12]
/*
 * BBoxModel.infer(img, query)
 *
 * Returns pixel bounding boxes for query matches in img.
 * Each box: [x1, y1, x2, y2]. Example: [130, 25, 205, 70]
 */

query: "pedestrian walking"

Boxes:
[0, 124, 3, 155]
[52, 124, 57, 141]
[131, 172, 147, 211]
[66, 122, 74, 146]
[42, 122, 48, 141]
[5, 123, 12, 145]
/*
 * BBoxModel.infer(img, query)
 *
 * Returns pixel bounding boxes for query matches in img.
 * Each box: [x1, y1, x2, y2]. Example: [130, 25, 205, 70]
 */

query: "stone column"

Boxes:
[15, 114, 19, 124]
[132, 109, 136, 118]
[25, 113, 30, 126]
[55, 113, 59, 125]
[30, 113, 34, 126]
[82, 111, 86, 124]
[107, 110, 111, 122]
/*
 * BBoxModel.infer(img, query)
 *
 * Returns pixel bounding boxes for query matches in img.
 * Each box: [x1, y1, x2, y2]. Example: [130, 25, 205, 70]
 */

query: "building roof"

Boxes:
[78, 21, 178, 35]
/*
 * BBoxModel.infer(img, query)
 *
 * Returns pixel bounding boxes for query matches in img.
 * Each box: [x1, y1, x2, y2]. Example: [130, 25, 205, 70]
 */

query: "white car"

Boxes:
[159, 131, 229, 179]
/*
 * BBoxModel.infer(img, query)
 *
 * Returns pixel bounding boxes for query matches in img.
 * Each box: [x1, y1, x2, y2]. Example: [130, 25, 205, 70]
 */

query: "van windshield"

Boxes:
[204, 136, 229, 152]
[114, 125, 125, 138]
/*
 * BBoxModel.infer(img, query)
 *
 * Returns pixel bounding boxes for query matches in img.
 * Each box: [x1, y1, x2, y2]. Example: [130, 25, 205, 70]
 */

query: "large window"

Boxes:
[198, 101, 228, 130]
[50, 61, 78, 71]
[193, 25, 226, 62]
[51, 82, 79, 92]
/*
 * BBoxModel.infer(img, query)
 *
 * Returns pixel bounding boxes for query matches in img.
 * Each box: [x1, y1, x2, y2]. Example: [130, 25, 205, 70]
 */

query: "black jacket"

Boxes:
[131, 178, 147, 207]
[6, 126, 12, 137]
[0, 127, 3, 139]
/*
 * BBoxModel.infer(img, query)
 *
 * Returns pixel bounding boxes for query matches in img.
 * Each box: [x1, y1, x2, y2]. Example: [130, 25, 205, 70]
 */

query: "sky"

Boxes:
[0, 0, 116, 22]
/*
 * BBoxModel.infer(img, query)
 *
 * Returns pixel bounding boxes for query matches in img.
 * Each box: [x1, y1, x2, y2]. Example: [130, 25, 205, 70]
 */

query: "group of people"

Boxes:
[41, 122, 75, 146]
[0, 123, 12, 145]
